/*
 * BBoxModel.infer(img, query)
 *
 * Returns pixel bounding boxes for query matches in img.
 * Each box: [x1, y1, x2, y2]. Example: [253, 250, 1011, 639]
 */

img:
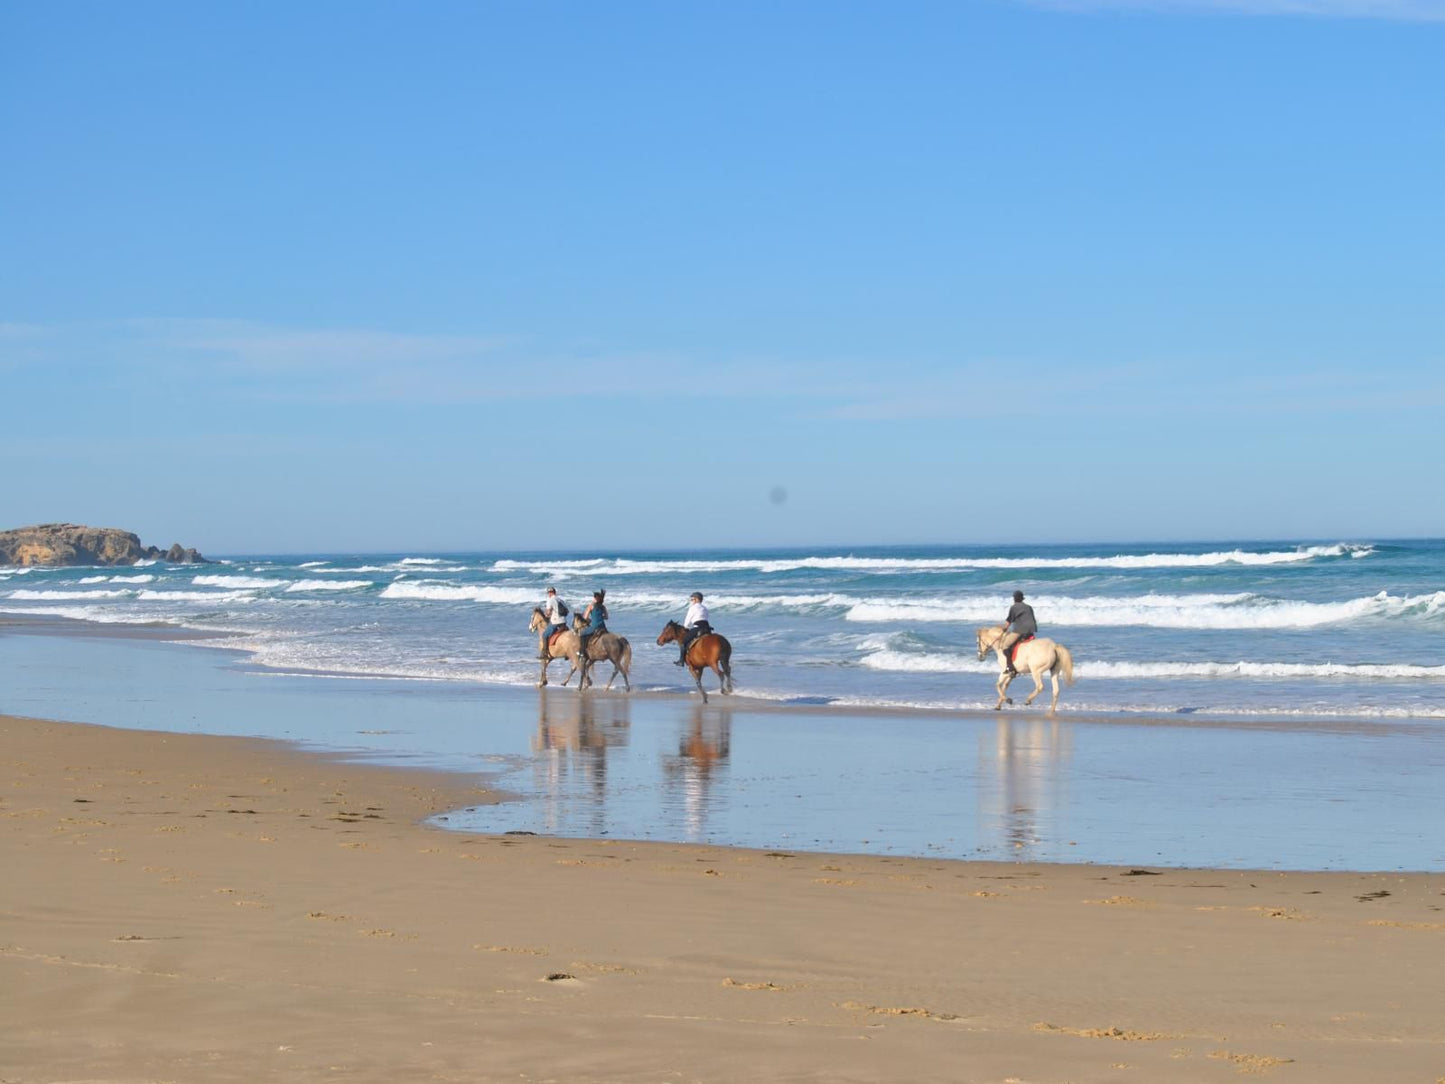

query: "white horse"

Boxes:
[975, 626, 1075, 715]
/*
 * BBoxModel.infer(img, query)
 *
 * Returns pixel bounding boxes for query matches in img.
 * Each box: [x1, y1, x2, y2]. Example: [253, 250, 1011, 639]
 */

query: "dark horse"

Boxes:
[657, 620, 733, 703]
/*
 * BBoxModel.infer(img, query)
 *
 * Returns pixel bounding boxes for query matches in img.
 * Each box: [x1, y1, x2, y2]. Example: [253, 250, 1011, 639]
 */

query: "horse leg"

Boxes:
[1048, 669, 1061, 716]
[537, 656, 549, 689]
[691, 664, 708, 704]
[1024, 666, 1044, 706]
[996, 668, 1015, 709]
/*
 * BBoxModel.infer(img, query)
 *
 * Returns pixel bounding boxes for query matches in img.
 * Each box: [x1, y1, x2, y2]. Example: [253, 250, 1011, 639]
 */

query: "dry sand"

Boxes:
[3, 712, 1443, 1083]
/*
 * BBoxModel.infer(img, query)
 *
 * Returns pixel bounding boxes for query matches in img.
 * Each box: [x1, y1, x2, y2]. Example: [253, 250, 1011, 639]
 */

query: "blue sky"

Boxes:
[3, 0, 1442, 553]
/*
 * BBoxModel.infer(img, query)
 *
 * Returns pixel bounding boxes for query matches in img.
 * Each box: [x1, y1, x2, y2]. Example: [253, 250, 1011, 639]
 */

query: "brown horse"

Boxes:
[657, 620, 733, 703]
[527, 607, 632, 691]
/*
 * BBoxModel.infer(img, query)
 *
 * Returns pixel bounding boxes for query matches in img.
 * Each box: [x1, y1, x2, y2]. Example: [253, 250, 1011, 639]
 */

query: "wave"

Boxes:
[283, 580, 374, 593]
[297, 560, 330, 568]
[79, 574, 156, 585]
[7, 588, 133, 600]
[137, 590, 257, 602]
[191, 575, 290, 589]
[378, 582, 540, 605]
[491, 544, 1373, 577]
[845, 591, 1445, 629]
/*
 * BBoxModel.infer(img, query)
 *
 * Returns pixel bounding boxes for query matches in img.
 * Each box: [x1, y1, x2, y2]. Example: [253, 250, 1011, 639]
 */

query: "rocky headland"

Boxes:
[0, 524, 208, 567]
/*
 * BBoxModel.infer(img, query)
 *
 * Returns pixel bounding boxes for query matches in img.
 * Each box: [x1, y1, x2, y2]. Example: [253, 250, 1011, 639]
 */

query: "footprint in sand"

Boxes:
[1209, 1050, 1295, 1072]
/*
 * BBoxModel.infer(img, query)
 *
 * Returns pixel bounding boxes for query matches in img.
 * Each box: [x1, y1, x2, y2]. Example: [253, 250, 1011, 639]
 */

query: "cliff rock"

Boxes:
[0, 524, 209, 567]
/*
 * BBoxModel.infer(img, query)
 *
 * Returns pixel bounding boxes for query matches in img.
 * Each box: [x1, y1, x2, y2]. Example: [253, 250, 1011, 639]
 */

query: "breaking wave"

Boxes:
[492, 543, 1372, 577]
[379, 582, 540, 605]
[284, 580, 374, 593]
[192, 575, 290, 590]
[845, 591, 1445, 629]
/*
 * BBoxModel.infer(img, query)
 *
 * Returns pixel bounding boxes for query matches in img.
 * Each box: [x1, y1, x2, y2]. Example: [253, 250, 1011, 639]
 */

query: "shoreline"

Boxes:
[4, 710, 1444, 1081]
[4, 614, 1444, 873]
[6, 610, 1439, 733]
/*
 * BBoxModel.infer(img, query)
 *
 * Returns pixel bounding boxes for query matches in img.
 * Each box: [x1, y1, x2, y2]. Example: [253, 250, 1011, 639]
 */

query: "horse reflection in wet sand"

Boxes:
[975, 625, 1075, 715]
[656, 621, 734, 703]
[527, 608, 632, 691]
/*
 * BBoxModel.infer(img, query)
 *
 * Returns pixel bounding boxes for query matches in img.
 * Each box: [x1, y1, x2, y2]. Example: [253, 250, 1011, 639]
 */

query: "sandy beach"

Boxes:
[4, 712, 1443, 1082]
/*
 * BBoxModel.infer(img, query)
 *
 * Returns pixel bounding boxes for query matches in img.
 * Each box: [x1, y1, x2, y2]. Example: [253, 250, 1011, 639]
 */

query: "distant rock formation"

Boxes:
[0, 524, 209, 567]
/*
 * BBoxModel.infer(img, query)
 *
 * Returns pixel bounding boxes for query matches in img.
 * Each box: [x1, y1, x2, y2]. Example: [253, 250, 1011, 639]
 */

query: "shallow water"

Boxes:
[3, 626, 1441, 872]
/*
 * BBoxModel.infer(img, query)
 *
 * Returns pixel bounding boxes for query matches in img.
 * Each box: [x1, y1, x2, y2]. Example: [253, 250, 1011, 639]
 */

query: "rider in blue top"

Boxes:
[577, 589, 608, 660]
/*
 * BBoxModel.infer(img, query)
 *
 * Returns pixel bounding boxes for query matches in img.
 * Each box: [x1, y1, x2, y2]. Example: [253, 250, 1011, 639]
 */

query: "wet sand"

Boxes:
[4, 712, 1444, 1082]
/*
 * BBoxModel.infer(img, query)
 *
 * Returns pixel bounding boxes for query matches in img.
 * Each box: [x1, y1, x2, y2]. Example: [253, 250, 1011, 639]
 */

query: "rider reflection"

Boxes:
[662, 703, 732, 841]
[532, 689, 631, 835]
[981, 717, 1072, 857]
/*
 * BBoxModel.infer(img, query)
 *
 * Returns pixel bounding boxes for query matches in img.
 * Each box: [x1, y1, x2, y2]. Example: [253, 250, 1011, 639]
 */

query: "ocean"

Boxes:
[3, 538, 1443, 721]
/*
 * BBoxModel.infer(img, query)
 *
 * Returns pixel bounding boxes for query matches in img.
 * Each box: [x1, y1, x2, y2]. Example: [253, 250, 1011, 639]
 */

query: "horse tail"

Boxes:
[1054, 644, 1075, 685]
[619, 637, 632, 674]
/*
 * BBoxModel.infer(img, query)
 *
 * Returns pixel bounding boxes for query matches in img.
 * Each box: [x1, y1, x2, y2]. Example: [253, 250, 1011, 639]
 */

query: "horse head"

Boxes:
[975, 627, 997, 661]
[528, 607, 546, 631]
[656, 620, 681, 646]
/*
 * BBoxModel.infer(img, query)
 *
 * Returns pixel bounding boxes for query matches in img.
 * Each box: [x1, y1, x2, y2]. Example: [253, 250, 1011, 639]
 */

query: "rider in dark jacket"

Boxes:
[997, 590, 1037, 676]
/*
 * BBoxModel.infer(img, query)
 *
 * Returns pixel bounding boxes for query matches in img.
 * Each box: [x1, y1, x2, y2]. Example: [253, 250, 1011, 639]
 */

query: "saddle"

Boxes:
[1008, 635, 1035, 664]
[548, 628, 568, 652]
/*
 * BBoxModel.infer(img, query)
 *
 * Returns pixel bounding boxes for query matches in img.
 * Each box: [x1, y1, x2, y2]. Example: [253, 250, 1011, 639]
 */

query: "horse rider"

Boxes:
[577, 589, 608, 660]
[997, 590, 1038, 676]
[539, 587, 569, 659]
[675, 591, 712, 666]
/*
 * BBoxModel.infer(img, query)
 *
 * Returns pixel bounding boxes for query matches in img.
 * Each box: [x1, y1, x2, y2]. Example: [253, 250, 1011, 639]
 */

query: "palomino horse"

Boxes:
[656, 620, 733, 703]
[975, 626, 1075, 715]
[527, 608, 632, 691]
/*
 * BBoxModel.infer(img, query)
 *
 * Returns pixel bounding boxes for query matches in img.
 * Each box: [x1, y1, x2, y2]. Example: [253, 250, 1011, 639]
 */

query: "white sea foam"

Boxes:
[0, 604, 161, 624]
[379, 582, 540, 605]
[284, 580, 374, 593]
[137, 590, 256, 602]
[492, 544, 1372, 577]
[6, 588, 132, 601]
[859, 648, 1445, 681]
[191, 575, 290, 589]
[297, 560, 330, 568]
[845, 591, 1445, 629]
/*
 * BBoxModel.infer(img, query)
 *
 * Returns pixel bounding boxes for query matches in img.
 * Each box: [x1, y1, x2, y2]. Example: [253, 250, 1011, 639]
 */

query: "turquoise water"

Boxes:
[4, 539, 1444, 718]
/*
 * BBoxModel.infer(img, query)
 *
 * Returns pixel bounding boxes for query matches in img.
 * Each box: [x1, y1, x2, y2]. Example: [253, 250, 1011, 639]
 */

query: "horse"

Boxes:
[975, 625, 1075, 715]
[656, 620, 733, 703]
[527, 607, 632, 691]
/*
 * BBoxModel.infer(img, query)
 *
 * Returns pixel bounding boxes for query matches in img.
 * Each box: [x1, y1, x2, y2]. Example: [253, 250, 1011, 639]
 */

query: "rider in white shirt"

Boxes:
[676, 592, 712, 666]
[540, 587, 569, 658]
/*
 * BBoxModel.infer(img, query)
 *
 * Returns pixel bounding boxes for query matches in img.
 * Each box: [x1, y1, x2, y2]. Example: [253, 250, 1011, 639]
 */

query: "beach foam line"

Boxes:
[859, 649, 1445, 681]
